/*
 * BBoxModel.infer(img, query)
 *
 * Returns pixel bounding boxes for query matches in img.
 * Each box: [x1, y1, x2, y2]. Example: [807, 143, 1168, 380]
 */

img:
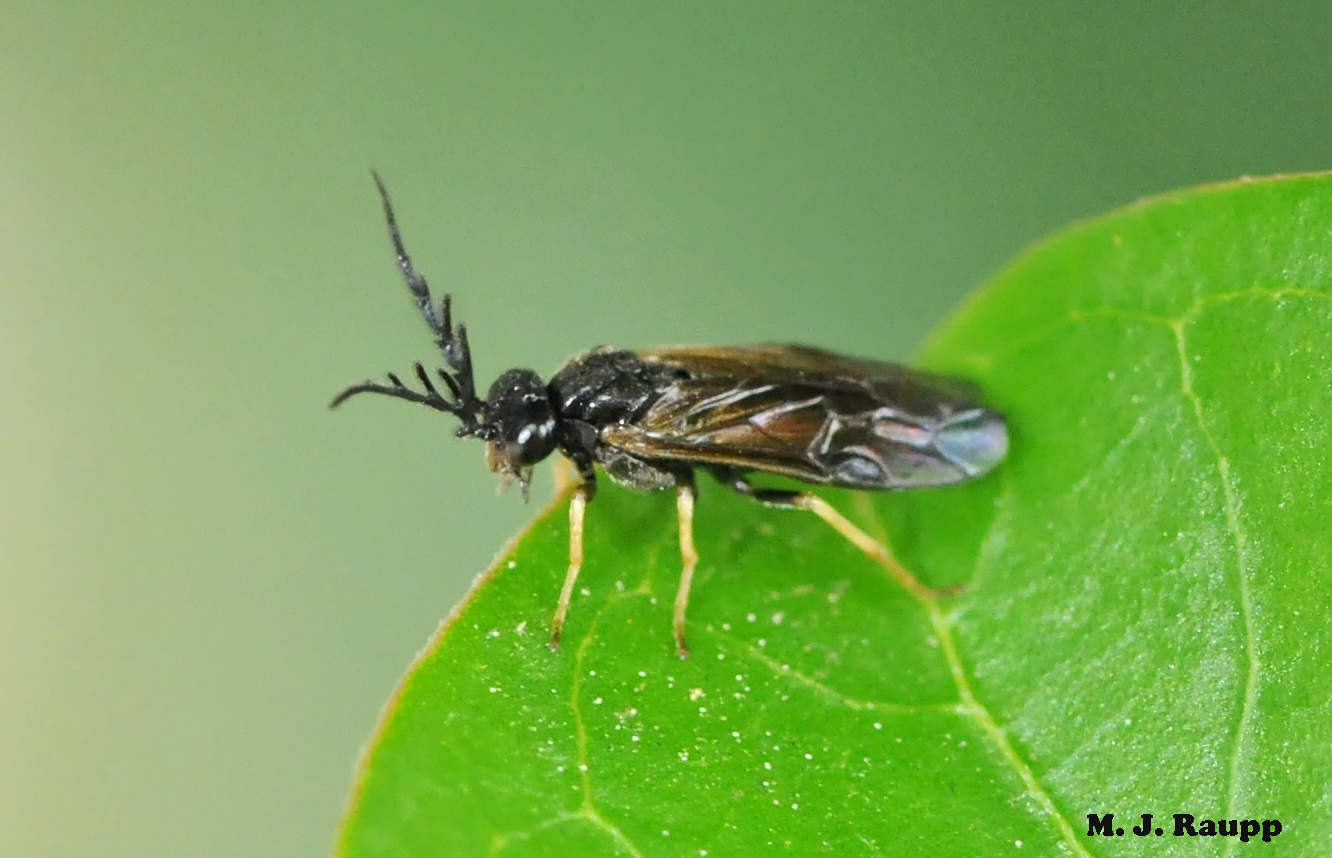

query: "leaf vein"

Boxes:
[1170, 315, 1258, 856]
[856, 499, 1093, 856]
[955, 305, 1174, 370]
[703, 625, 966, 715]
[928, 606, 1095, 857]
[490, 808, 646, 858]
[1181, 286, 1332, 321]
[566, 586, 652, 858]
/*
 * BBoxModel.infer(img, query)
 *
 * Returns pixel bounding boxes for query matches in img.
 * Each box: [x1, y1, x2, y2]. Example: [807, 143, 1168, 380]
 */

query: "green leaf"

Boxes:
[337, 174, 1332, 857]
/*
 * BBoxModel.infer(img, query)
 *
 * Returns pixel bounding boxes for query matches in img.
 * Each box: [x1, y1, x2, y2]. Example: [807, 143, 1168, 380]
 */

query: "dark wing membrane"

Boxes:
[599, 344, 1007, 490]
[638, 343, 985, 405]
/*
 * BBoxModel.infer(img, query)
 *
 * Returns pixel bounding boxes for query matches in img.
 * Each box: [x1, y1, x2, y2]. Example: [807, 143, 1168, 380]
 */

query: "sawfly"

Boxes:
[333, 175, 1009, 658]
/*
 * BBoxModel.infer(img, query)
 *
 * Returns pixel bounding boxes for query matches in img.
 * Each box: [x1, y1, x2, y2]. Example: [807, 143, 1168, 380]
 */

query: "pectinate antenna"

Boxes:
[373, 171, 483, 413]
[331, 361, 484, 436]
[331, 173, 487, 435]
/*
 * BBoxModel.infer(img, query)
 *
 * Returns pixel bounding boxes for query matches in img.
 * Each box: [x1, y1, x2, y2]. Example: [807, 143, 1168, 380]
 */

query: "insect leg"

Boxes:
[709, 468, 954, 603]
[549, 484, 590, 651]
[551, 457, 579, 493]
[673, 479, 700, 659]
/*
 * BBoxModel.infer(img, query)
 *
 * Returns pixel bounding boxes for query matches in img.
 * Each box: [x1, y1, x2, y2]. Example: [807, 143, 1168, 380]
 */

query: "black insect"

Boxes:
[334, 175, 1009, 658]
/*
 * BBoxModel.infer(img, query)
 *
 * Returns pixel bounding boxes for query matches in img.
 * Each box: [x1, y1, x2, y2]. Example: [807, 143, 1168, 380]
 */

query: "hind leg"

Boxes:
[709, 468, 957, 603]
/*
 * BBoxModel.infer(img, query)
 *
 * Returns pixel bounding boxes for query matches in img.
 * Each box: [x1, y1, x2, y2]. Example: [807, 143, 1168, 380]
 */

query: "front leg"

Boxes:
[549, 456, 597, 651]
[560, 445, 598, 501]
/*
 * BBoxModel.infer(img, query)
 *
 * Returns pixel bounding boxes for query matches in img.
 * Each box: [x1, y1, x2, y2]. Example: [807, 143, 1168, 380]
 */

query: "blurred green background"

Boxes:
[2, 3, 1330, 855]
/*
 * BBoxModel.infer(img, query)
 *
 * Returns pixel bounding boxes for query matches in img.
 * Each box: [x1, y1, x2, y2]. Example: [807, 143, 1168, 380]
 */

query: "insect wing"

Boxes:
[601, 345, 1007, 489]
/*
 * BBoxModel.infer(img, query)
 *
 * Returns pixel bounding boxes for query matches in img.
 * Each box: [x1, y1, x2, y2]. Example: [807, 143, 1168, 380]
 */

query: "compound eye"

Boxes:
[512, 417, 556, 465]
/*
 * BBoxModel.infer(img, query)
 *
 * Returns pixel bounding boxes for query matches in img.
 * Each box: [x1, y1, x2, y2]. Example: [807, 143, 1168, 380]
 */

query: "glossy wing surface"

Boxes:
[599, 344, 1007, 489]
[637, 344, 984, 404]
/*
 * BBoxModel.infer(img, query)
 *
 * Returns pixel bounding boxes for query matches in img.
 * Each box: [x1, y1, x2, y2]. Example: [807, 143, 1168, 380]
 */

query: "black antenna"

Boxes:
[331, 174, 485, 435]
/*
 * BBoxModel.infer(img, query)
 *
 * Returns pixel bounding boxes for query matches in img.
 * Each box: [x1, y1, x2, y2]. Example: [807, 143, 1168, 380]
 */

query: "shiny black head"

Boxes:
[330, 173, 560, 501]
[481, 369, 558, 497]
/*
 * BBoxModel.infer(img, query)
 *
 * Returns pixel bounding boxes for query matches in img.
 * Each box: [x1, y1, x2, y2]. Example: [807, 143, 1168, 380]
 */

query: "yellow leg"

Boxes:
[549, 486, 588, 651]
[672, 483, 699, 659]
[792, 494, 958, 603]
[551, 455, 579, 494]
